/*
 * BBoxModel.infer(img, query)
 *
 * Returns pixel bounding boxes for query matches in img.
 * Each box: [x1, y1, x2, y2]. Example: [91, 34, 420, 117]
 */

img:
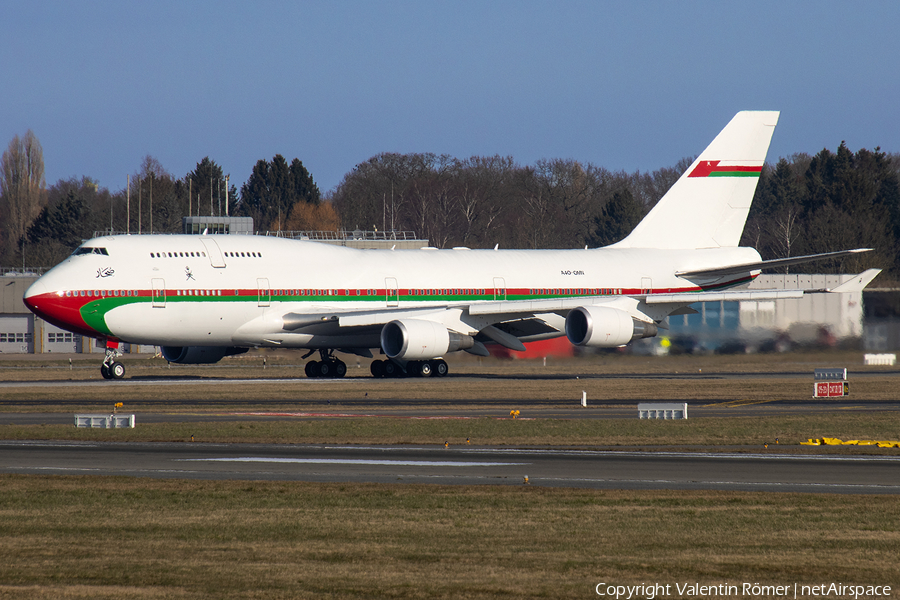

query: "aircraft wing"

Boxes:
[675, 248, 871, 279]
[651, 268, 881, 304]
[283, 268, 882, 331]
[281, 297, 609, 330]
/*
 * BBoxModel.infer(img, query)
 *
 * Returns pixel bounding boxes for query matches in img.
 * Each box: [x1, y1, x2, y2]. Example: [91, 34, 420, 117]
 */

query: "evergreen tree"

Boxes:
[289, 158, 320, 204]
[238, 155, 322, 231]
[588, 188, 644, 247]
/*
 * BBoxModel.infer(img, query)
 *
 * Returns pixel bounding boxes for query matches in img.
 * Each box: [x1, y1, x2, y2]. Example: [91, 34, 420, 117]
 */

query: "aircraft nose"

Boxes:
[23, 278, 48, 311]
[22, 277, 96, 337]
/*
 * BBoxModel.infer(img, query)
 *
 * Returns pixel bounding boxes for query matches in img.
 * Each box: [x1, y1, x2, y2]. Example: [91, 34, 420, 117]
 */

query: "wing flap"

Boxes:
[468, 296, 607, 316]
[647, 289, 805, 304]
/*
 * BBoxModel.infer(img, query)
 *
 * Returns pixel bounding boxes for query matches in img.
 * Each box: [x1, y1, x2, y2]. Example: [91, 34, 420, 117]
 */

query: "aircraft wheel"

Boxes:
[434, 359, 449, 377]
[382, 360, 398, 378]
[100, 364, 112, 379]
[370, 360, 384, 378]
[317, 360, 332, 378]
[332, 360, 347, 378]
[417, 361, 433, 377]
[110, 362, 126, 379]
[305, 361, 319, 378]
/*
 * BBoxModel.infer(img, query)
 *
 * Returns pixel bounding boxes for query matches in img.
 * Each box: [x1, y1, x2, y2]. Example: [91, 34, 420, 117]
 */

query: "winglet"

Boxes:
[827, 269, 881, 293]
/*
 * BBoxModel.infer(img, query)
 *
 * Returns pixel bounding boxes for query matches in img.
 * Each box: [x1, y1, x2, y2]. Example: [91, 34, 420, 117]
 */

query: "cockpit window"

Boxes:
[73, 247, 109, 256]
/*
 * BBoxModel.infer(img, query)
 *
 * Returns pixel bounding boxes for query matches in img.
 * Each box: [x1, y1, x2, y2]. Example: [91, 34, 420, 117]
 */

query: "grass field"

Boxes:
[1, 351, 899, 598]
[0, 476, 898, 600]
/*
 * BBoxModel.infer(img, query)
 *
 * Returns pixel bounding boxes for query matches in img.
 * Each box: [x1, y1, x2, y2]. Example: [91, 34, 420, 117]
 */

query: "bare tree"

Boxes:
[1, 130, 46, 261]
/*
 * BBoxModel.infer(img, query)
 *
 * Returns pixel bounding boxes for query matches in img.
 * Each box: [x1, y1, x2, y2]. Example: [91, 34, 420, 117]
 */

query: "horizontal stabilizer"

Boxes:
[823, 268, 881, 293]
[676, 249, 872, 279]
[651, 269, 880, 305]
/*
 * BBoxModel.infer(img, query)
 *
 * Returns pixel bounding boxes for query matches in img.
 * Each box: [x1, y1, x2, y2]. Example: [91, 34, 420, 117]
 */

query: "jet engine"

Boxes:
[161, 346, 248, 364]
[380, 319, 475, 360]
[565, 306, 658, 347]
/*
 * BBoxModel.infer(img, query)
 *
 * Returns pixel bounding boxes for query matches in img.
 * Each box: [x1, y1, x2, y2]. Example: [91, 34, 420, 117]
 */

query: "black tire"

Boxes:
[110, 362, 126, 379]
[434, 359, 449, 377]
[305, 361, 319, 378]
[382, 361, 397, 377]
[418, 361, 433, 377]
[318, 360, 332, 377]
[333, 360, 347, 378]
[370, 360, 384, 378]
[100, 364, 112, 379]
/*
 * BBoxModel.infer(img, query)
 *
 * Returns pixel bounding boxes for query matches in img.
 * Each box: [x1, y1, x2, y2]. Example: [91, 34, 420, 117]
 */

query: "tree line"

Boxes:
[1, 129, 898, 282]
[0, 134, 330, 267]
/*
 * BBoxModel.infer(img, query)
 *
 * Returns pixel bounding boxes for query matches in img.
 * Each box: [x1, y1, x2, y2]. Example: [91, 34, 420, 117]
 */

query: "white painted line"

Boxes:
[178, 457, 528, 467]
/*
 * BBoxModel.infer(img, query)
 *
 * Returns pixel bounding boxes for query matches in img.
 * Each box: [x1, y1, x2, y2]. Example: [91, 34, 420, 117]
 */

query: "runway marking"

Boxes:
[178, 457, 528, 467]
[235, 412, 534, 420]
[235, 412, 476, 419]
[702, 398, 781, 408]
[458, 448, 900, 462]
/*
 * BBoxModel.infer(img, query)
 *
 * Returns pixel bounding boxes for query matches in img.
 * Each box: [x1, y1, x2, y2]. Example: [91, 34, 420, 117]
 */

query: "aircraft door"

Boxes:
[200, 237, 226, 268]
[385, 277, 399, 307]
[493, 277, 506, 301]
[151, 278, 166, 308]
[257, 278, 270, 307]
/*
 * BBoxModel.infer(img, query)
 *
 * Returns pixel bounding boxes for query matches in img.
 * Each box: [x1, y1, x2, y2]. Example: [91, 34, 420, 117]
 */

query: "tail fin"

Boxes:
[613, 111, 779, 250]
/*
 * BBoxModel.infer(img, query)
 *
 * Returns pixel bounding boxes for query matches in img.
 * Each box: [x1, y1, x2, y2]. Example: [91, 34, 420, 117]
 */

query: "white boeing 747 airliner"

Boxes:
[24, 111, 879, 379]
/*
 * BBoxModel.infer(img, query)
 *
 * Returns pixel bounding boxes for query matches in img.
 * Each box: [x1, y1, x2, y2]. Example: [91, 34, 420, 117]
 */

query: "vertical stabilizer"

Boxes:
[612, 111, 779, 250]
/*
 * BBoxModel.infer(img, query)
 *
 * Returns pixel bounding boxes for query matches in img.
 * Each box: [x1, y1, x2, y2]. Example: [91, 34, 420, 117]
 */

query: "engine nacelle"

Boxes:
[381, 319, 474, 360]
[565, 306, 658, 348]
[161, 346, 248, 364]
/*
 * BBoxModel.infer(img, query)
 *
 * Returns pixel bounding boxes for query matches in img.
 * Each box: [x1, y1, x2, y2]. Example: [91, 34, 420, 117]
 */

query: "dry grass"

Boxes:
[0, 476, 898, 599]
[3, 413, 900, 452]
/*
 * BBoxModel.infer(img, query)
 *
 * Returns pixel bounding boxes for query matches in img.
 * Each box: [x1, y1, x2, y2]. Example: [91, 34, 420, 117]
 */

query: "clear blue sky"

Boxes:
[2, 1, 898, 196]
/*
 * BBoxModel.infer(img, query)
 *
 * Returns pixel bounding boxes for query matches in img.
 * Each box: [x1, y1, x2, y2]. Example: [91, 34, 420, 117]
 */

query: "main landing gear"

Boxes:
[100, 346, 126, 380]
[370, 359, 448, 378]
[304, 349, 348, 379]
[302, 350, 450, 379]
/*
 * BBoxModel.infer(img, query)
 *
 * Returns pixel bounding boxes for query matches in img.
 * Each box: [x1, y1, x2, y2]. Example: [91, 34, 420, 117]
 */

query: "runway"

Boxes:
[2, 440, 899, 494]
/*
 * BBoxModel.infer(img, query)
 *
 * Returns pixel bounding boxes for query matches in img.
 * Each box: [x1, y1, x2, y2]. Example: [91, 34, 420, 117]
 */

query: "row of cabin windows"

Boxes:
[174, 289, 222, 296]
[150, 251, 207, 258]
[529, 288, 621, 295]
[148, 251, 263, 259]
[60, 287, 622, 300]
[65, 290, 139, 298]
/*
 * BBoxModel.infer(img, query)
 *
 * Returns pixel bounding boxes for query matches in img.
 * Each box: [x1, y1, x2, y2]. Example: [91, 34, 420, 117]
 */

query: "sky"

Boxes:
[2, 1, 898, 196]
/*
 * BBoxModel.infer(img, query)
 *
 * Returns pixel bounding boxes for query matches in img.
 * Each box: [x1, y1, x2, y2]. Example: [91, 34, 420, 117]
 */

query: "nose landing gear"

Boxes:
[100, 344, 125, 380]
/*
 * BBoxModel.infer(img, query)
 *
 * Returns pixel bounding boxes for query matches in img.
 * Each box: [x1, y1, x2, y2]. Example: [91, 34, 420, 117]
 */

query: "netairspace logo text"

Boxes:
[595, 582, 892, 599]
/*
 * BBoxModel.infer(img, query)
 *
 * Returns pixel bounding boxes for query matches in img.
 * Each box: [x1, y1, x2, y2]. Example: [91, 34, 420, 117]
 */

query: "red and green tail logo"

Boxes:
[688, 160, 762, 178]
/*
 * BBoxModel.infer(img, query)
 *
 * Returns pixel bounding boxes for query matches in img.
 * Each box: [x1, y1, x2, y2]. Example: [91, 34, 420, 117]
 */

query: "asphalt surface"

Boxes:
[2, 440, 899, 494]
